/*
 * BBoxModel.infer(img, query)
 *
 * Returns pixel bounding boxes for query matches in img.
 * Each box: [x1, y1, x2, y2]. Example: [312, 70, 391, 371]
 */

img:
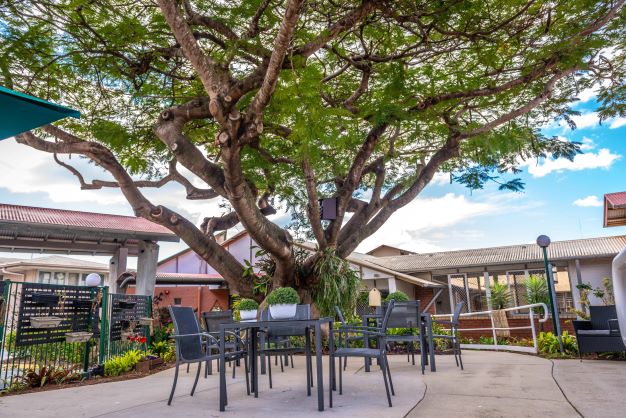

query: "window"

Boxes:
[174, 298, 182, 305]
[38, 271, 106, 286]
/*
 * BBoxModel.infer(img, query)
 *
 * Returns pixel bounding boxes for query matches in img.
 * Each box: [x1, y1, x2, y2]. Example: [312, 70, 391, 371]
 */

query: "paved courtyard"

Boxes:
[1, 351, 624, 417]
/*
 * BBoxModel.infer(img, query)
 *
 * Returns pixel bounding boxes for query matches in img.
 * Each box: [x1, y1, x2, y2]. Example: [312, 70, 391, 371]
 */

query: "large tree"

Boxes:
[1, 0, 625, 300]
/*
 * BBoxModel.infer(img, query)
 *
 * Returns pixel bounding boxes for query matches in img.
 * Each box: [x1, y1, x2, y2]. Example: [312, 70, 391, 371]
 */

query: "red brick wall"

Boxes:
[415, 287, 437, 314]
[454, 315, 574, 339]
[128, 286, 230, 320]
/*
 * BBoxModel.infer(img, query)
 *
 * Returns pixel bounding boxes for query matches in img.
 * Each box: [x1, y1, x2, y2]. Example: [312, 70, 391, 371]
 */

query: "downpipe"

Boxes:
[611, 246, 626, 346]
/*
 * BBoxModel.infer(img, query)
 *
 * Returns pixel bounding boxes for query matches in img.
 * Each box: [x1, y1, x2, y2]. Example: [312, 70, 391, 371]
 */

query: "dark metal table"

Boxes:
[219, 317, 334, 412]
[360, 312, 436, 372]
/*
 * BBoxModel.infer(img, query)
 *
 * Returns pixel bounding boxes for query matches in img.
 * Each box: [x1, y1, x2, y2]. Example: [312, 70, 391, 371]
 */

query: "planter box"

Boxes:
[240, 310, 257, 321]
[269, 304, 297, 319]
[65, 331, 92, 343]
[135, 357, 164, 373]
[30, 316, 63, 328]
[138, 317, 154, 326]
[118, 300, 136, 309]
[31, 293, 59, 306]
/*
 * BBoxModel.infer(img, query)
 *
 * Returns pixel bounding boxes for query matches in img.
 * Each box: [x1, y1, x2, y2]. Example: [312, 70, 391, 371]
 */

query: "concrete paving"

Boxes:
[1, 351, 625, 417]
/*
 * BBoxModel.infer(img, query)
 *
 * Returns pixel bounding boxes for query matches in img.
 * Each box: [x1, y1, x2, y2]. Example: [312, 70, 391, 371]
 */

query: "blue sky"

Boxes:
[0, 95, 624, 262]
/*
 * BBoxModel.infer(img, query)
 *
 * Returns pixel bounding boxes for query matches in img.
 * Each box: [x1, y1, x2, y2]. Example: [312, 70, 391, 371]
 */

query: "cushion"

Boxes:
[578, 329, 611, 336]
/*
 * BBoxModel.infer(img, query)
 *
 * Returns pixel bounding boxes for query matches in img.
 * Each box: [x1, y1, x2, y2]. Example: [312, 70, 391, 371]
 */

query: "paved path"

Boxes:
[1, 351, 625, 417]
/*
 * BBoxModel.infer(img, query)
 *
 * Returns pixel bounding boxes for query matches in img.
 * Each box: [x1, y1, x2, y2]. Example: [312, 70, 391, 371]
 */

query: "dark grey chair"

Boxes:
[259, 304, 314, 389]
[383, 300, 425, 374]
[334, 300, 396, 407]
[573, 305, 625, 359]
[202, 310, 247, 379]
[431, 302, 464, 370]
[334, 306, 364, 371]
[168, 306, 248, 406]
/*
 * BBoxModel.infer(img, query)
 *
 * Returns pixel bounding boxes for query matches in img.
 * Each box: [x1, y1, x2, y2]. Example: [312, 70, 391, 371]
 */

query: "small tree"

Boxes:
[488, 283, 512, 310]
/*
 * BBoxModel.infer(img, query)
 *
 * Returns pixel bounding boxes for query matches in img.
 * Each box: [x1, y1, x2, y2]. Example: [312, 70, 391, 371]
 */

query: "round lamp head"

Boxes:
[536, 235, 551, 248]
[85, 273, 102, 287]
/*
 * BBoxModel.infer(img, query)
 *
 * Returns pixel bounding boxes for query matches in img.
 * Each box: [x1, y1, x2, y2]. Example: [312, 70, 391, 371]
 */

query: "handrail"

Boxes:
[433, 302, 550, 322]
[432, 302, 550, 354]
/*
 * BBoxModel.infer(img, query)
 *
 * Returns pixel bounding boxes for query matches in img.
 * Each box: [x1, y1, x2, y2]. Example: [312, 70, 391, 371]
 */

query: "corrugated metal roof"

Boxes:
[366, 235, 626, 273]
[0, 203, 175, 237]
[0, 255, 109, 270]
[605, 192, 626, 208]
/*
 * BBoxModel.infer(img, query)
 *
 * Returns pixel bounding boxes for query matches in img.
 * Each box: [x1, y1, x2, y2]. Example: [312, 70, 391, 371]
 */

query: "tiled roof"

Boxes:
[0, 203, 175, 237]
[156, 272, 223, 280]
[605, 192, 626, 208]
[0, 255, 109, 270]
[366, 235, 626, 273]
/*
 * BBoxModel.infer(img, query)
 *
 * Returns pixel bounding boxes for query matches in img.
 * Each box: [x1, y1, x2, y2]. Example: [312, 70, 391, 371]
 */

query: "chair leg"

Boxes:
[343, 356, 347, 371]
[380, 356, 392, 407]
[186, 363, 190, 373]
[232, 358, 236, 379]
[339, 356, 343, 395]
[411, 343, 416, 366]
[290, 354, 294, 368]
[168, 362, 180, 406]
[309, 354, 314, 387]
[244, 356, 250, 396]
[384, 354, 395, 396]
[280, 354, 284, 372]
[268, 353, 273, 389]
[191, 362, 201, 396]
[205, 360, 208, 379]
[457, 340, 464, 371]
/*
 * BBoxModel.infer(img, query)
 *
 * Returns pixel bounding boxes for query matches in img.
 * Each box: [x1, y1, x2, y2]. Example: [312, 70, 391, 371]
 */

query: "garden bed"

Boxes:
[0, 362, 174, 397]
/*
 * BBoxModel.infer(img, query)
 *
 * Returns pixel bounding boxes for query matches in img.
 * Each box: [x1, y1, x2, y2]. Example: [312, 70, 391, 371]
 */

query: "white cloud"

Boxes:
[357, 192, 525, 253]
[610, 117, 626, 129]
[579, 137, 595, 151]
[521, 148, 620, 177]
[573, 195, 603, 207]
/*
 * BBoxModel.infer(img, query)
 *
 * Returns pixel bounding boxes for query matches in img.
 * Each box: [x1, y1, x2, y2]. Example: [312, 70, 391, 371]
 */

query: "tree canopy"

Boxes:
[1, 0, 625, 298]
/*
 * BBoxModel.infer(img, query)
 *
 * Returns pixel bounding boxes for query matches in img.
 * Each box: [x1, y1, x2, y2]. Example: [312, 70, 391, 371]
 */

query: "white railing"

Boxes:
[432, 303, 550, 354]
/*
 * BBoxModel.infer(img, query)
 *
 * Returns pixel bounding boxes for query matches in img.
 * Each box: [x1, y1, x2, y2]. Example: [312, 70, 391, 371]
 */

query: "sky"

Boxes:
[0, 92, 625, 264]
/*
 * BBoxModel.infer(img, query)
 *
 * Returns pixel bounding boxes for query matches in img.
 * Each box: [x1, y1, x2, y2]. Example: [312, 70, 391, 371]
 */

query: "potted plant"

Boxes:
[238, 299, 259, 320]
[135, 354, 164, 373]
[266, 287, 300, 319]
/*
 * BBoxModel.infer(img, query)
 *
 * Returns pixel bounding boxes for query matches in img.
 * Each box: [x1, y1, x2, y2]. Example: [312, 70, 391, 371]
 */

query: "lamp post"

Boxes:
[536, 235, 563, 353]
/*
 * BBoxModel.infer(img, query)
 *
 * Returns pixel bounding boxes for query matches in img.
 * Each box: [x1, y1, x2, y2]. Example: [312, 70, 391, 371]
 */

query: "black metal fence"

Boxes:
[0, 281, 151, 389]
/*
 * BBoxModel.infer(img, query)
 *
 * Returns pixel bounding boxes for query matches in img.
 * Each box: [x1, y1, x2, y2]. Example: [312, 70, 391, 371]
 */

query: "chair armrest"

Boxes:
[172, 332, 220, 346]
[608, 319, 620, 333]
[572, 320, 592, 332]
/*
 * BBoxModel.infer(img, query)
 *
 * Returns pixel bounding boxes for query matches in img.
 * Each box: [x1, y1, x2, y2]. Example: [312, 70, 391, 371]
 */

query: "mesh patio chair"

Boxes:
[383, 300, 425, 374]
[259, 304, 314, 389]
[334, 305, 366, 371]
[202, 310, 247, 379]
[431, 302, 464, 370]
[168, 306, 249, 406]
[334, 300, 396, 407]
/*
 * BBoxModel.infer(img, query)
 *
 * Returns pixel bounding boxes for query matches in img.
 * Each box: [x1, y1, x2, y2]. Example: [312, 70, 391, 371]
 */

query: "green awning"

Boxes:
[0, 85, 80, 140]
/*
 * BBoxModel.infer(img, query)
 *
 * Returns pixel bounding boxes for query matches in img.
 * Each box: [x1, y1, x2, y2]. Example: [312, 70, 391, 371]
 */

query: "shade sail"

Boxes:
[0, 85, 80, 140]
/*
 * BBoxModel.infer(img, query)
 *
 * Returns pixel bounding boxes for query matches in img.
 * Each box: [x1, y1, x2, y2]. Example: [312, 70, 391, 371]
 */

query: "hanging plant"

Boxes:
[313, 248, 360, 317]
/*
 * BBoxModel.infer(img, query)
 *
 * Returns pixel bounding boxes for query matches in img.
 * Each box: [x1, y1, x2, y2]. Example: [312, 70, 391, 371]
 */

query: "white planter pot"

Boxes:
[65, 331, 92, 343]
[269, 304, 297, 319]
[239, 310, 257, 321]
[30, 316, 63, 329]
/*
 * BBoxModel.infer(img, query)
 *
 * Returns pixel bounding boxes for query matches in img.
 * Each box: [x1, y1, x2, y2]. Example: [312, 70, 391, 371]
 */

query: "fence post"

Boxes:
[83, 286, 96, 372]
[489, 312, 498, 349]
[99, 286, 109, 365]
[146, 295, 153, 347]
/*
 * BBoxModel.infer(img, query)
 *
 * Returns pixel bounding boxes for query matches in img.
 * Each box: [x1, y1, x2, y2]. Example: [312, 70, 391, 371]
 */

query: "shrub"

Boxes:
[149, 341, 169, 358]
[488, 282, 511, 309]
[266, 287, 300, 305]
[384, 291, 410, 302]
[17, 366, 82, 389]
[238, 298, 259, 311]
[538, 331, 578, 357]
[104, 350, 143, 376]
[524, 275, 549, 306]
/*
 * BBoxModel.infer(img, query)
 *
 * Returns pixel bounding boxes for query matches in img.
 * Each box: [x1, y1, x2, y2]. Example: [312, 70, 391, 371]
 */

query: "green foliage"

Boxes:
[149, 341, 169, 358]
[266, 287, 300, 306]
[524, 275, 550, 306]
[17, 366, 82, 388]
[488, 282, 512, 310]
[104, 350, 144, 377]
[313, 248, 361, 316]
[384, 291, 410, 303]
[238, 298, 259, 311]
[538, 331, 578, 357]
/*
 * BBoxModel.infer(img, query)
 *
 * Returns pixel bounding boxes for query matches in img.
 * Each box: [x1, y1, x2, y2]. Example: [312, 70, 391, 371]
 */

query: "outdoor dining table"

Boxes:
[218, 317, 335, 412]
[360, 312, 436, 372]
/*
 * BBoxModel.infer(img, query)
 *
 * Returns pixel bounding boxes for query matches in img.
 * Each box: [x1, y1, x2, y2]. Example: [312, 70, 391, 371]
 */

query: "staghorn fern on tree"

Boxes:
[312, 248, 360, 317]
